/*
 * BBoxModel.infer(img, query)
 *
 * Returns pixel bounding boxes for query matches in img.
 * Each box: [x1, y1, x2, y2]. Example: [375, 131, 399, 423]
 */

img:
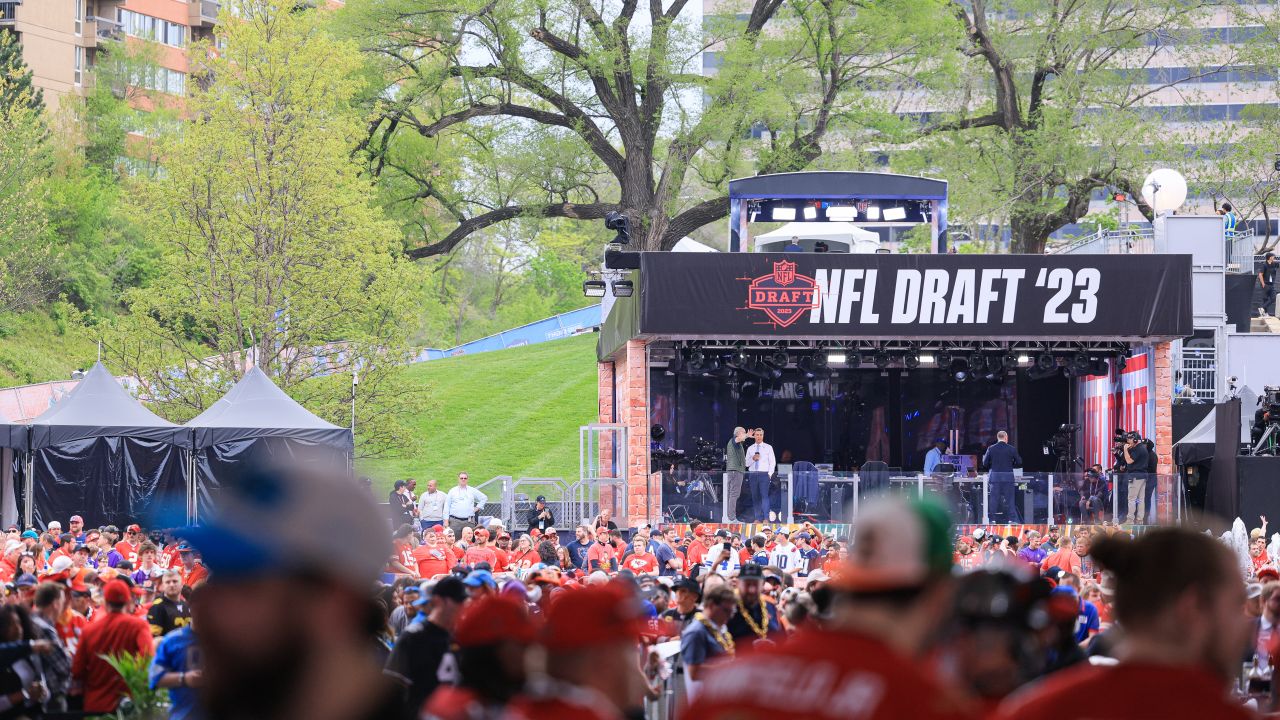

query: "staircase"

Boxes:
[1252, 314, 1280, 333]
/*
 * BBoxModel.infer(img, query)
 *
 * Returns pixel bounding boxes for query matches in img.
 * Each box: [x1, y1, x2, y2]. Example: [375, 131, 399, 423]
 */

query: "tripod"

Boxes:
[1253, 424, 1280, 456]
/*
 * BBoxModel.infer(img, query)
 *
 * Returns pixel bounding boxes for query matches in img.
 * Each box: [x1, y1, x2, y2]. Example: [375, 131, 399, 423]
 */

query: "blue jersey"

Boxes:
[150, 626, 200, 720]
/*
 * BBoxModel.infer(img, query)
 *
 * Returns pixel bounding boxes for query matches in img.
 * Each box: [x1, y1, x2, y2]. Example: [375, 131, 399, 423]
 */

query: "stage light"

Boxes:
[847, 353, 862, 368]
[611, 279, 634, 297]
[919, 354, 936, 365]
[882, 206, 907, 221]
[1072, 353, 1091, 375]
[771, 350, 789, 367]
[986, 355, 1003, 374]
[760, 361, 783, 380]
[865, 205, 881, 220]
[814, 353, 829, 370]
[772, 207, 796, 221]
[798, 355, 816, 378]
[874, 351, 890, 369]
[954, 370, 968, 383]
[1087, 358, 1109, 377]
[1001, 353, 1018, 370]
[1036, 353, 1056, 371]
[826, 353, 846, 365]
[1116, 354, 1128, 370]
[1017, 354, 1030, 365]
[690, 349, 706, 366]
[905, 351, 921, 370]
[803, 206, 817, 220]
[827, 206, 857, 221]
[583, 279, 607, 297]
[936, 350, 953, 368]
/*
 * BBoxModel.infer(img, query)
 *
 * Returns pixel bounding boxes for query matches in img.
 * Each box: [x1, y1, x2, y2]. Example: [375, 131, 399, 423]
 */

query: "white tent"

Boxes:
[673, 237, 718, 253]
[755, 222, 881, 253]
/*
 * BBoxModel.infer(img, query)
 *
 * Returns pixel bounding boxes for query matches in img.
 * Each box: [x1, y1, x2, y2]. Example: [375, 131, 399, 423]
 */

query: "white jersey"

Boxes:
[768, 544, 803, 574]
[703, 542, 742, 575]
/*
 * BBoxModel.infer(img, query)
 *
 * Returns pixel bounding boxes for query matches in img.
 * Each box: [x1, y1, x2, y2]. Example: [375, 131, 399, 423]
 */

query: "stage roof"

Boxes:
[729, 171, 947, 200]
[186, 366, 353, 451]
[598, 251, 1193, 360]
[22, 362, 190, 450]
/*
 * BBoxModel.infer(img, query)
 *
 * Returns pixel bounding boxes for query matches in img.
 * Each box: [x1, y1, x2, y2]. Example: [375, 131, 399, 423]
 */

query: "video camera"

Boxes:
[1261, 386, 1280, 420]
[1043, 423, 1079, 455]
[689, 436, 723, 471]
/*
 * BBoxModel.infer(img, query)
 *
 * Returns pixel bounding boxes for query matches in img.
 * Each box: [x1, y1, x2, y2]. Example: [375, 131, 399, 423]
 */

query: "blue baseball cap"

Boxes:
[463, 569, 497, 589]
[20, 531, 37, 541]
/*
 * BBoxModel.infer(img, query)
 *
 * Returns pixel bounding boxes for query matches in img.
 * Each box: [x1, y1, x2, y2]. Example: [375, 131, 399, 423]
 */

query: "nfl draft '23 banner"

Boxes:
[639, 252, 1191, 339]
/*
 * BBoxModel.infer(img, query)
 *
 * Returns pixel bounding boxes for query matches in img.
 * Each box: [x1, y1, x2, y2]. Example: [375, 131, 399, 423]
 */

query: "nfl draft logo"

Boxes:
[746, 261, 818, 327]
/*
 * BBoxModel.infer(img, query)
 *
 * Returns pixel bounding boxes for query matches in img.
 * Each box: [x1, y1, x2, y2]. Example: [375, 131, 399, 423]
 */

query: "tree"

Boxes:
[105, 0, 421, 457]
[345, 0, 953, 254]
[897, 0, 1243, 253]
[0, 60, 55, 315]
[0, 30, 42, 114]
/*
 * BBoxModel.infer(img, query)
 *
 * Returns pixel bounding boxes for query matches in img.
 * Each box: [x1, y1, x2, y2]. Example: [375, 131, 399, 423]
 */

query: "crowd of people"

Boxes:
[3, 462, 1275, 720]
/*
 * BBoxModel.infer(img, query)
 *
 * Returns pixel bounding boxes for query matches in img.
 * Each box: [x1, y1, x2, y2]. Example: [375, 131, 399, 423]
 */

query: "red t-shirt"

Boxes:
[57, 610, 88, 656]
[683, 626, 977, 720]
[622, 552, 658, 575]
[114, 541, 139, 566]
[182, 562, 209, 588]
[71, 610, 153, 713]
[997, 662, 1255, 720]
[491, 546, 510, 570]
[586, 543, 616, 572]
[464, 545, 498, 568]
[387, 540, 415, 574]
[685, 541, 707, 573]
[413, 545, 452, 579]
[510, 549, 540, 574]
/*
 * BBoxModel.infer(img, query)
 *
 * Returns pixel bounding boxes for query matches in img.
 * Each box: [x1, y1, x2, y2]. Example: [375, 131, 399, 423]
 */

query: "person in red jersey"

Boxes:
[508, 534, 541, 575]
[685, 525, 709, 573]
[622, 535, 658, 575]
[586, 530, 618, 573]
[422, 595, 535, 720]
[464, 529, 498, 567]
[413, 526, 453, 579]
[683, 497, 978, 720]
[114, 524, 142, 566]
[387, 525, 417, 578]
[998, 528, 1256, 720]
[70, 579, 153, 714]
[506, 583, 649, 720]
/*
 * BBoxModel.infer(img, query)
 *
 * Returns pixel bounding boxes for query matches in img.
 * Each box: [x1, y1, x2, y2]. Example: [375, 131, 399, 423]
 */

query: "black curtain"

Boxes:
[195, 437, 347, 522]
[1207, 399, 1241, 519]
[32, 437, 187, 530]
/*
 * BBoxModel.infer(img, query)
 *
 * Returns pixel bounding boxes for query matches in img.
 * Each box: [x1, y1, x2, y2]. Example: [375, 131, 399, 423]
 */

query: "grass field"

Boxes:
[0, 312, 100, 386]
[358, 332, 599, 494]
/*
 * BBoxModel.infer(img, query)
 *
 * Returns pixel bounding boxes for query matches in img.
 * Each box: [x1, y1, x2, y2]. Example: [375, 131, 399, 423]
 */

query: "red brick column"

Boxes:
[596, 340, 652, 527]
[1153, 342, 1175, 521]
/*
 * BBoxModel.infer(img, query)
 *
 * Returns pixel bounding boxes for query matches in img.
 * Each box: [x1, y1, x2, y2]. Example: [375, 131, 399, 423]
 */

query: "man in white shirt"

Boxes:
[768, 529, 803, 576]
[702, 529, 742, 576]
[417, 478, 448, 531]
[745, 428, 776, 522]
[444, 472, 487, 537]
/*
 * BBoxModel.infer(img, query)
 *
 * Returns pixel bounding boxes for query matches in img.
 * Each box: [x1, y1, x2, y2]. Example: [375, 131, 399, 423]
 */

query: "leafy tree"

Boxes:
[896, 0, 1244, 253]
[0, 30, 42, 114]
[105, 0, 420, 457]
[344, 0, 953, 254]
[0, 64, 55, 315]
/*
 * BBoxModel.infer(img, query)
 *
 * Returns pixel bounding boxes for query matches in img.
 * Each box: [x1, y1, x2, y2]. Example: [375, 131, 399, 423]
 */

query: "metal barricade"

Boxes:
[1176, 347, 1217, 401]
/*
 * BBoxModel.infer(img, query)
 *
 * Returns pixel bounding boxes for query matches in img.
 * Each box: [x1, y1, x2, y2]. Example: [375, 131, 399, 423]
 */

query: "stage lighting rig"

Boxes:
[936, 350, 953, 368]
[1001, 352, 1018, 371]
[583, 279, 607, 297]
[1072, 353, 1091, 376]
[798, 355, 816, 379]
[611, 279, 634, 297]
[847, 353, 863, 368]
[814, 353, 829, 370]
[904, 350, 921, 370]
[874, 350, 891, 369]
[1036, 353, 1056, 371]
[771, 350, 789, 367]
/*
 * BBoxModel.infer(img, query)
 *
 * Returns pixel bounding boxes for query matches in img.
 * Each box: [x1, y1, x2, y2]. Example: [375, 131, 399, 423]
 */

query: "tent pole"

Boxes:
[186, 449, 196, 526]
[23, 453, 32, 529]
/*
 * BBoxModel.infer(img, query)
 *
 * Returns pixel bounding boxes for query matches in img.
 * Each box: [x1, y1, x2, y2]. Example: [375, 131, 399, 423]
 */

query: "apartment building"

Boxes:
[0, 0, 216, 114]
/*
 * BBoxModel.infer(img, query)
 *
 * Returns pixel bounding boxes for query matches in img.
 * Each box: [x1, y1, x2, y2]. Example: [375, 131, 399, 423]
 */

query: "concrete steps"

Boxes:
[1251, 314, 1280, 333]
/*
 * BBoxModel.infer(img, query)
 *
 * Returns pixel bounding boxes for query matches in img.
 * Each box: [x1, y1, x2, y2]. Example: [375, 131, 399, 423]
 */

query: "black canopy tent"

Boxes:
[0, 410, 24, 529]
[185, 367, 352, 521]
[22, 362, 191, 529]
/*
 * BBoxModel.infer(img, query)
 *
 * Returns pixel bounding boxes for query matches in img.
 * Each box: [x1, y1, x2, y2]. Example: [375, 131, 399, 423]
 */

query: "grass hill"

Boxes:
[0, 311, 99, 386]
[358, 332, 599, 493]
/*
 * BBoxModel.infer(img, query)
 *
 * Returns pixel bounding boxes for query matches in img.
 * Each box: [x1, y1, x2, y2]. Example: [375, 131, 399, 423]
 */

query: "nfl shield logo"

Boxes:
[772, 261, 796, 285]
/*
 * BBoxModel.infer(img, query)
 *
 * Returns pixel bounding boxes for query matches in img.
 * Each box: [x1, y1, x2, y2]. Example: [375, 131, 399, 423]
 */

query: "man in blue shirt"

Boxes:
[150, 624, 201, 720]
[923, 439, 947, 474]
[565, 525, 594, 570]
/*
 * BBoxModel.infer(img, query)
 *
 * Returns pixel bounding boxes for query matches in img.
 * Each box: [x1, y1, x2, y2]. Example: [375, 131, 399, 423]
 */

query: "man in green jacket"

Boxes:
[724, 427, 748, 522]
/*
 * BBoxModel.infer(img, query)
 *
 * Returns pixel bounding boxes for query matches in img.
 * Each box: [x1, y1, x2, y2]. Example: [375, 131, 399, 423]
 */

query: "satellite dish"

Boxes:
[1140, 168, 1187, 215]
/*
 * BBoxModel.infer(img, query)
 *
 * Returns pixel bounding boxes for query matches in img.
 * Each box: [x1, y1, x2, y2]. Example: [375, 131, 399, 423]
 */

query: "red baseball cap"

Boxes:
[474, 528, 489, 540]
[1260, 567, 1280, 583]
[102, 580, 131, 605]
[694, 525, 708, 537]
[126, 524, 142, 534]
[541, 584, 646, 652]
[455, 596, 536, 647]
[529, 528, 542, 537]
[430, 525, 444, 534]
[69, 515, 83, 523]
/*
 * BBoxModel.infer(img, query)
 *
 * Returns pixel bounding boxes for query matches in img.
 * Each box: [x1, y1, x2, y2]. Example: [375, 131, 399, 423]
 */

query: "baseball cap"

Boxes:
[182, 461, 391, 590]
[48, 556, 73, 575]
[103, 525, 120, 535]
[46, 521, 61, 530]
[13, 574, 36, 588]
[431, 575, 468, 603]
[430, 525, 444, 534]
[535, 495, 546, 503]
[20, 531, 37, 541]
[103, 580, 131, 604]
[474, 528, 490, 540]
[834, 497, 953, 593]
[126, 524, 142, 534]
[69, 515, 83, 523]
[1249, 583, 1264, 600]
[542, 585, 647, 652]
[672, 577, 701, 596]
[463, 569, 497, 589]
[694, 526, 708, 537]
[739, 562, 764, 580]
[1260, 567, 1280, 583]
[714, 529, 729, 539]
[455, 595, 536, 646]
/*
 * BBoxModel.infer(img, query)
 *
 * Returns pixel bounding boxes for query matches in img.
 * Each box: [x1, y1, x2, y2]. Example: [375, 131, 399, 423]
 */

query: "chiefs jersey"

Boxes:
[997, 662, 1255, 720]
[684, 626, 977, 720]
[114, 541, 139, 566]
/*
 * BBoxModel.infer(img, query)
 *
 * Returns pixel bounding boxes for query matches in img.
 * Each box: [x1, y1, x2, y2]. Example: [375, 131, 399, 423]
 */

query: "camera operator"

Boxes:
[1080, 464, 1110, 522]
[723, 427, 748, 522]
[1121, 433, 1150, 525]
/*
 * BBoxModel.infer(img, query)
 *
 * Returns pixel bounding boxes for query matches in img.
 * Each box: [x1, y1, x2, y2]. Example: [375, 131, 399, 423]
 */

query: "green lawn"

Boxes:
[0, 311, 100, 386]
[358, 332, 599, 494]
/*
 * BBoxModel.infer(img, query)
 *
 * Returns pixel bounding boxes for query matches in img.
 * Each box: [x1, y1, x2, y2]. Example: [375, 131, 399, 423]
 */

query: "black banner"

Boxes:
[640, 253, 1191, 339]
